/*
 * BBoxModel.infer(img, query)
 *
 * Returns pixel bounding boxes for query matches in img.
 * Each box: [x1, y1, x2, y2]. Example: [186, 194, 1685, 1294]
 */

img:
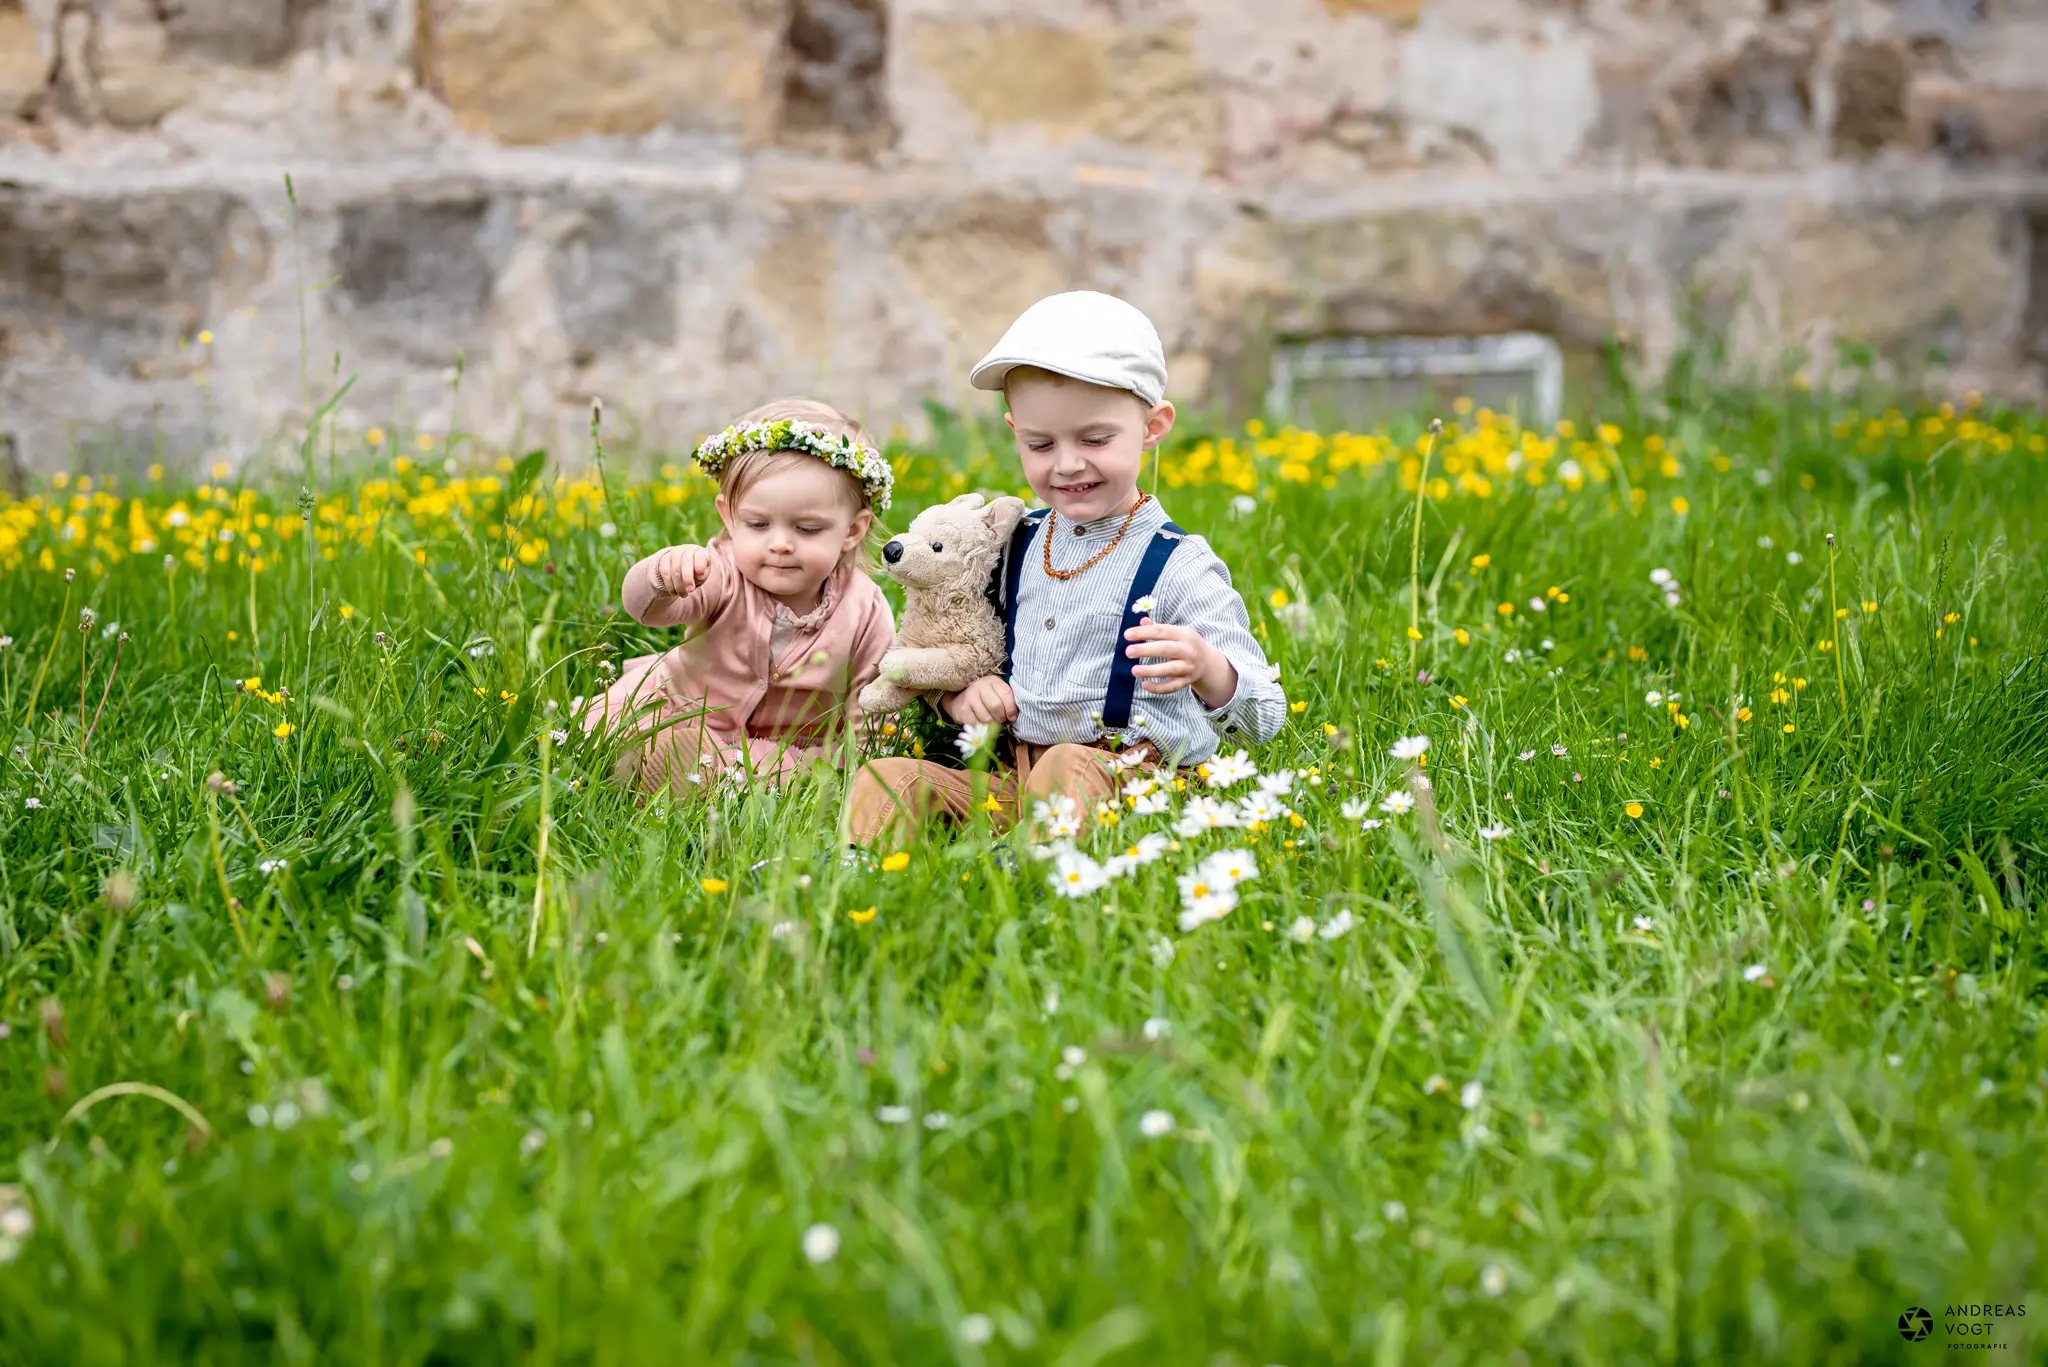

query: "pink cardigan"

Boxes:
[615, 539, 896, 755]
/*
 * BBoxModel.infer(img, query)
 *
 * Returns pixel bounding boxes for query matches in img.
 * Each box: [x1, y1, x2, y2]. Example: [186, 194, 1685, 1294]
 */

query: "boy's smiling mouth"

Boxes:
[1053, 479, 1102, 496]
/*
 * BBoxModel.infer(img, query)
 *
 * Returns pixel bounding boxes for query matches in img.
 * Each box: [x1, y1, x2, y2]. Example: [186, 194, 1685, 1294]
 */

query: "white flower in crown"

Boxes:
[692, 418, 895, 510]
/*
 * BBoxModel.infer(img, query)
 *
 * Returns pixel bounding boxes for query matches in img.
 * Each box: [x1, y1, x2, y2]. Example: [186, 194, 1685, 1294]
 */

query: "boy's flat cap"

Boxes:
[969, 291, 1168, 408]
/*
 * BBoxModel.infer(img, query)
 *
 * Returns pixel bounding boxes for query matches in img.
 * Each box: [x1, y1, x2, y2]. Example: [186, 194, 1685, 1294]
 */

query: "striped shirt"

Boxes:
[1002, 495, 1287, 766]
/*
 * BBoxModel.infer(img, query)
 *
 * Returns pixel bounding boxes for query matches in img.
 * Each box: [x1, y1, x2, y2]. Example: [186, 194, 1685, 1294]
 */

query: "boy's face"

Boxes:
[1005, 372, 1175, 524]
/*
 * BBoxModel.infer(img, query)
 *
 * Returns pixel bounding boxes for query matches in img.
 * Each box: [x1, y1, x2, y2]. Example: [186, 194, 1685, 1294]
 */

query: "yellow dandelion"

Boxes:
[198, 329, 214, 345]
[1497, 602, 1514, 616]
[1269, 588, 1290, 610]
[1289, 700, 1308, 713]
[1470, 553, 1491, 572]
[1406, 626, 1423, 641]
[700, 878, 729, 894]
[1455, 628, 1470, 645]
[1671, 497, 1690, 516]
[881, 851, 911, 872]
[1624, 801, 1644, 819]
[1783, 723, 1796, 734]
[339, 604, 355, 620]
[1862, 600, 1877, 614]
[848, 906, 877, 924]
[273, 721, 295, 739]
[499, 691, 517, 705]
[367, 427, 386, 448]
[1737, 707, 1753, 722]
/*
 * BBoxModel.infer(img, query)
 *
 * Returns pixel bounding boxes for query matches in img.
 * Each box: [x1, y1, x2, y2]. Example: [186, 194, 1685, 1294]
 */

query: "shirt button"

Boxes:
[1044, 617, 1056, 630]
[1073, 523, 1085, 537]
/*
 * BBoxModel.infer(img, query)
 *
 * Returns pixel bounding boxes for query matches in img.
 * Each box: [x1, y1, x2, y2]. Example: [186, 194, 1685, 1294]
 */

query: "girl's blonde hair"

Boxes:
[713, 396, 886, 572]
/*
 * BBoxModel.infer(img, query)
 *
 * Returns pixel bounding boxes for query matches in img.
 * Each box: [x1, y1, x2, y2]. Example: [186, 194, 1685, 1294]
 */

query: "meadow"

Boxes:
[0, 375, 2043, 1364]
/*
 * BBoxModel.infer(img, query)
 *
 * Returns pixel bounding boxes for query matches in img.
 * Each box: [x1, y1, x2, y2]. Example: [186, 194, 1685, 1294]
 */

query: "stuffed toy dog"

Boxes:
[859, 492, 1030, 715]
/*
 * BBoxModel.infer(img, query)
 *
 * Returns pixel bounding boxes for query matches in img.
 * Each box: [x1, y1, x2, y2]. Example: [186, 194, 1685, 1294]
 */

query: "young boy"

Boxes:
[843, 290, 1286, 843]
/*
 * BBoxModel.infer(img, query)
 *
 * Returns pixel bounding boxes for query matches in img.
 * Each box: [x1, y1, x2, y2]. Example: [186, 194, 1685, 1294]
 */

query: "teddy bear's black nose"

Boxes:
[883, 539, 904, 564]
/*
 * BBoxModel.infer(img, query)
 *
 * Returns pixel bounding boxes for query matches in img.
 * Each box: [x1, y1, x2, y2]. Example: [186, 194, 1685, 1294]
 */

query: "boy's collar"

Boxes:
[1063, 494, 1168, 538]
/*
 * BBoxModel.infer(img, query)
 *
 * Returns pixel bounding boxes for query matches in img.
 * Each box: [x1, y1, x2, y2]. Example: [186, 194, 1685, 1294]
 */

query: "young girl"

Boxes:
[584, 397, 897, 794]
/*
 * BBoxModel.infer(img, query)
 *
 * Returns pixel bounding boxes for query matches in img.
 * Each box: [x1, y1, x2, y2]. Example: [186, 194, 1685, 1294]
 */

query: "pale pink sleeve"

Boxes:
[844, 582, 897, 713]
[620, 541, 733, 629]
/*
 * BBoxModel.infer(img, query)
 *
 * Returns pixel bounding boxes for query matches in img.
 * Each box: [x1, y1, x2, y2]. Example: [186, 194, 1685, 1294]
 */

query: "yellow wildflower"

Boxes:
[881, 851, 911, 872]
[273, 721, 295, 739]
[848, 906, 877, 924]
[700, 878, 729, 894]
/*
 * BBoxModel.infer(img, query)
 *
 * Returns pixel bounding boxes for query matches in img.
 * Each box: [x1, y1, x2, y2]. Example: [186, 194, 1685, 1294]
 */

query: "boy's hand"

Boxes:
[652, 545, 712, 595]
[943, 675, 1017, 725]
[1125, 619, 1238, 709]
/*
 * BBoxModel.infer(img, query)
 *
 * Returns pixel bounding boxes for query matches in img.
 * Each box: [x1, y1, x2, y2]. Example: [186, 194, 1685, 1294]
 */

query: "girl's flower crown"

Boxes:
[692, 419, 894, 510]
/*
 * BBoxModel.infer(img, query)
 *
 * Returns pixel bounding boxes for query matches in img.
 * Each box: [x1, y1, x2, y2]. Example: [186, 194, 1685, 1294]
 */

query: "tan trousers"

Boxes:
[843, 742, 1144, 846]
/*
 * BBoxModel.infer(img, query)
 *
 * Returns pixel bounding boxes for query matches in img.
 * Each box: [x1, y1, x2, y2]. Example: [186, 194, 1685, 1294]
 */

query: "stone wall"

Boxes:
[5, 0, 2048, 470]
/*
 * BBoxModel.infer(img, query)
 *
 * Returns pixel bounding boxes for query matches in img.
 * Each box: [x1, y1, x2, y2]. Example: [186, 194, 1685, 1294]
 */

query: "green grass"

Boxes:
[0, 379, 2044, 1364]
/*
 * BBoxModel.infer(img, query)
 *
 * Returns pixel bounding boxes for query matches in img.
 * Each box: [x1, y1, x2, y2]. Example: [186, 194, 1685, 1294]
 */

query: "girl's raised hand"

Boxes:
[653, 545, 713, 595]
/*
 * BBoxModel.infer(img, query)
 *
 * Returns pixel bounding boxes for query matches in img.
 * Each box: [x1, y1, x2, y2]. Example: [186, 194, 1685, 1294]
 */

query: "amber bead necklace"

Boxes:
[1041, 495, 1152, 581]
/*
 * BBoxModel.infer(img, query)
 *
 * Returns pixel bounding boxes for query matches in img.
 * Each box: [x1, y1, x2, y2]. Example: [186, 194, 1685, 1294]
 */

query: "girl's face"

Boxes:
[715, 462, 871, 610]
[1006, 373, 1175, 524]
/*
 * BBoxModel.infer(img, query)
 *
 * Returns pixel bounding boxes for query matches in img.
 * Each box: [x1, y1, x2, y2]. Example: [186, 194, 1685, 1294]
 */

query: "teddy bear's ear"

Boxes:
[947, 492, 989, 511]
[982, 495, 1029, 539]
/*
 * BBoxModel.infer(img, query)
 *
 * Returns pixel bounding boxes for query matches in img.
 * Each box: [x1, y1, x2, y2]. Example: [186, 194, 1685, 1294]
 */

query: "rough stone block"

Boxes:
[0, 187, 270, 372]
[1833, 40, 1910, 157]
[0, 3, 45, 118]
[1781, 203, 2016, 365]
[780, 0, 890, 150]
[549, 204, 677, 365]
[1665, 35, 1814, 168]
[333, 196, 516, 360]
[911, 18, 1215, 158]
[890, 195, 1065, 358]
[425, 0, 783, 145]
[1913, 81, 2048, 165]
[156, 0, 309, 65]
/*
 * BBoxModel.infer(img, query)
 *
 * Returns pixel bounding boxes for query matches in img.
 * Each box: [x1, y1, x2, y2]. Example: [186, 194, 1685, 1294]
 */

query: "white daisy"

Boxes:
[802, 1223, 840, 1264]
[1236, 791, 1290, 824]
[1649, 568, 1673, 586]
[1359, 817, 1384, 830]
[1743, 963, 1769, 983]
[1132, 790, 1173, 815]
[1050, 849, 1110, 898]
[1318, 910, 1355, 940]
[1378, 790, 1415, 815]
[1460, 1080, 1485, 1110]
[1034, 793, 1083, 840]
[1177, 891, 1236, 932]
[1122, 777, 1157, 800]
[953, 722, 997, 758]
[1550, 744, 1568, 757]
[1138, 1109, 1175, 1137]
[1200, 848, 1259, 886]
[1141, 1017, 1170, 1041]
[1287, 916, 1316, 943]
[1204, 750, 1258, 789]
[1340, 798, 1371, 821]
[1478, 824, 1511, 841]
[1389, 735, 1431, 761]
[1256, 770, 1295, 797]
[1633, 915, 1654, 932]
[875, 1105, 912, 1124]
[1104, 833, 1170, 877]
[1130, 594, 1158, 615]
[1517, 749, 1536, 761]
[1644, 691, 1663, 706]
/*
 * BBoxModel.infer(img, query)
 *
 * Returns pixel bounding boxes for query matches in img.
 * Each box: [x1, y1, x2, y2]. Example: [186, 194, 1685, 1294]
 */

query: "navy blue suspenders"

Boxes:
[1001, 509, 1184, 732]
[1001, 509, 1048, 675]
[1101, 525, 1183, 729]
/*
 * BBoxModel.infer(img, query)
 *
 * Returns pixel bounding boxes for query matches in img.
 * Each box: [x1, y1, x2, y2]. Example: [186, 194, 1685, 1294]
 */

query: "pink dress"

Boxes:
[584, 539, 895, 793]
